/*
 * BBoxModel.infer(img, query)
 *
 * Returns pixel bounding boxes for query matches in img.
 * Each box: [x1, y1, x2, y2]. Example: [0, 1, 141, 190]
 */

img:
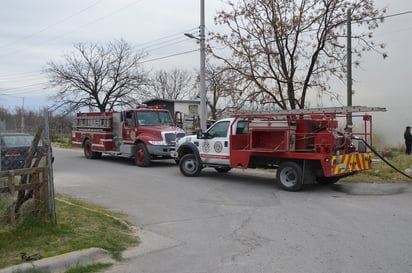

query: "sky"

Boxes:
[0, 0, 411, 147]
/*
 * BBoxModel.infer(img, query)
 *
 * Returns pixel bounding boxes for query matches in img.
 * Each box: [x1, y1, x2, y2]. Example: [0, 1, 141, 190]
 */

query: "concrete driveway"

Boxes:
[53, 148, 412, 273]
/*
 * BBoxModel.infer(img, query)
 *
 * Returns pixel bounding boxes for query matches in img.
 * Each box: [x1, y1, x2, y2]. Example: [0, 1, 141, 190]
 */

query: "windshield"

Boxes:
[137, 111, 174, 126]
[1, 135, 34, 147]
[206, 121, 230, 138]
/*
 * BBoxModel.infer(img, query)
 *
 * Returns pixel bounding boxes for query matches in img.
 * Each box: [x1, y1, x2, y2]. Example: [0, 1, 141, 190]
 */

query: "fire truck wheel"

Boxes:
[135, 143, 151, 167]
[179, 154, 201, 177]
[276, 161, 303, 191]
[214, 167, 231, 173]
[84, 140, 99, 159]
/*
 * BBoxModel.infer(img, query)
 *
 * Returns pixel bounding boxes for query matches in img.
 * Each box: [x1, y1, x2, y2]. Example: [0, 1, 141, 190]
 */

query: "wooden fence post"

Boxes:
[33, 169, 40, 212]
[7, 171, 16, 225]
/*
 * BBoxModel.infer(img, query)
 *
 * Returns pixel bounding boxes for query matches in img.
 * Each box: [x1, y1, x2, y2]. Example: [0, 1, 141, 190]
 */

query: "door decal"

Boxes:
[202, 142, 210, 153]
[214, 141, 223, 153]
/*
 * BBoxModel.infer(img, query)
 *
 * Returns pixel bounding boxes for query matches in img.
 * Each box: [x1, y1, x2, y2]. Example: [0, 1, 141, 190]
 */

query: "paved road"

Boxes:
[53, 148, 412, 273]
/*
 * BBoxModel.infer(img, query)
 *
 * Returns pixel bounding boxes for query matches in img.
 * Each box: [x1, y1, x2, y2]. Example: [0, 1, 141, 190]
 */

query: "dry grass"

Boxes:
[341, 154, 412, 183]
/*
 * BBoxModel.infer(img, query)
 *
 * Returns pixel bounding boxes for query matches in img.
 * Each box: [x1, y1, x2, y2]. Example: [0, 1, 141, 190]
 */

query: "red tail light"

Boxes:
[5, 150, 21, 156]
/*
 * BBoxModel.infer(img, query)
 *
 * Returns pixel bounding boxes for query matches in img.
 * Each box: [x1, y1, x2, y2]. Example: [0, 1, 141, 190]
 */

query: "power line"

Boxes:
[0, 28, 199, 84]
[0, 0, 106, 49]
[0, 0, 145, 58]
[143, 38, 192, 53]
[377, 10, 412, 20]
[134, 27, 198, 49]
[0, 71, 41, 78]
[56, 0, 144, 40]
[3, 8, 408, 86]
[0, 73, 45, 83]
[140, 49, 199, 64]
[352, 10, 412, 24]
[0, 85, 46, 94]
[0, 48, 200, 91]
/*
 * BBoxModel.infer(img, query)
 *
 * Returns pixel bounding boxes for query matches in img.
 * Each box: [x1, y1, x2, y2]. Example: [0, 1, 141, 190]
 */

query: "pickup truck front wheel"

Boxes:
[179, 154, 202, 177]
[276, 161, 303, 191]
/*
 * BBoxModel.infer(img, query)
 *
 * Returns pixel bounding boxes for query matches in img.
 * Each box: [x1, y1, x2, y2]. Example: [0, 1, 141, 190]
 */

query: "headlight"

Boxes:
[148, 140, 165, 145]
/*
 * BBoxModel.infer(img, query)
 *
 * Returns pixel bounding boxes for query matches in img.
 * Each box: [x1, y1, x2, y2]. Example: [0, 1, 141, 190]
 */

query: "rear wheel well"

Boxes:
[82, 137, 90, 147]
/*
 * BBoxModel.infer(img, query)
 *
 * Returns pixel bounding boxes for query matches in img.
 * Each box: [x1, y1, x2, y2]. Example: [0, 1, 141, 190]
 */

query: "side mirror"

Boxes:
[196, 129, 203, 139]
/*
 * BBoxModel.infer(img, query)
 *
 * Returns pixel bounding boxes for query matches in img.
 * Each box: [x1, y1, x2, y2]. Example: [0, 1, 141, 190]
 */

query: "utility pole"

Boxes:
[347, 9, 353, 131]
[199, 0, 207, 130]
[184, 0, 207, 130]
[21, 97, 25, 132]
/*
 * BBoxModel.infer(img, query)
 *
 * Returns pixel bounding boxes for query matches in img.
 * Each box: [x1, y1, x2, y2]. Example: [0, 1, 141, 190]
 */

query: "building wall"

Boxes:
[175, 102, 199, 116]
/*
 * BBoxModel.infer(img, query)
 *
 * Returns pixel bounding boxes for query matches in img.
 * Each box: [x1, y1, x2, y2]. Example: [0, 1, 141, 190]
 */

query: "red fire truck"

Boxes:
[72, 105, 185, 166]
[173, 106, 385, 191]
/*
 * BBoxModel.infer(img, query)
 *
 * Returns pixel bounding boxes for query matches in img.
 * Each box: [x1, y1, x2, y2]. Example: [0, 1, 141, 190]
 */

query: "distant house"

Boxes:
[143, 98, 199, 117]
[143, 99, 200, 133]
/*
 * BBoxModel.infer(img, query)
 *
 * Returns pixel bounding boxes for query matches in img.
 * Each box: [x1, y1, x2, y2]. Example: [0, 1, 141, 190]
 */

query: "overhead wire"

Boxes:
[0, 82, 47, 93]
[139, 49, 199, 64]
[134, 27, 198, 49]
[0, 1, 201, 107]
[0, 0, 145, 59]
[142, 38, 193, 53]
[5, 6, 410, 96]
[353, 10, 412, 23]
[0, 0, 106, 49]
[45, 0, 145, 43]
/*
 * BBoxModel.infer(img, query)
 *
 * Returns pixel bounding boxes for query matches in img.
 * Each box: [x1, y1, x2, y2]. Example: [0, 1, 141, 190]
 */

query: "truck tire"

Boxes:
[179, 153, 202, 177]
[135, 143, 151, 167]
[84, 140, 100, 159]
[276, 161, 303, 191]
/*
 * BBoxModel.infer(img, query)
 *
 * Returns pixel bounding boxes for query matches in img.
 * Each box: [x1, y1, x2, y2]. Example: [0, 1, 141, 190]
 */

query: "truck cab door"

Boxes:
[198, 120, 231, 165]
[122, 110, 136, 143]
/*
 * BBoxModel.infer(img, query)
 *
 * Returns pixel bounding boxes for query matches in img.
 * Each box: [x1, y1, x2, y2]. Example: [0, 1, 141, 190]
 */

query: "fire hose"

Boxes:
[355, 137, 412, 180]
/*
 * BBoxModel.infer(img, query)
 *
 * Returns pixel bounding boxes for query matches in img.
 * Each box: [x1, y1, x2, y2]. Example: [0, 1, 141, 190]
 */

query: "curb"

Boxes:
[0, 247, 114, 273]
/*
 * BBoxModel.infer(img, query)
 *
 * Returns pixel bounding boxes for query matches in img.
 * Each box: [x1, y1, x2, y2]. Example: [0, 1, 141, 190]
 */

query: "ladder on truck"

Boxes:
[73, 115, 112, 130]
[270, 105, 386, 114]
[230, 105, 386, 116]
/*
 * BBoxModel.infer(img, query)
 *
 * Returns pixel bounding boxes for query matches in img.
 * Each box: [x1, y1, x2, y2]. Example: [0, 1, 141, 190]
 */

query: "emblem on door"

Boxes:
[202, 142, 210, 152]
[214, 141, 223, 153]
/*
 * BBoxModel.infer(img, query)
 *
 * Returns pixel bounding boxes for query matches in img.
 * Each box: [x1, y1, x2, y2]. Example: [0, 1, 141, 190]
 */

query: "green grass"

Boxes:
[341, 154, 412, 182]
[0, 194, 139, 270]
[65, 263, 112, 273]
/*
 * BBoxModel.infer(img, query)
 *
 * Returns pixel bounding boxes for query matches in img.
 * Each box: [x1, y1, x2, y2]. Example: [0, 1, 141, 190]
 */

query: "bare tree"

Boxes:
[210, 0, 386, 110]
[204, 64, 249, 120]
[205, 65, 227, 120]
[44, 39, 148, 113]
[148, 68, 194, 100]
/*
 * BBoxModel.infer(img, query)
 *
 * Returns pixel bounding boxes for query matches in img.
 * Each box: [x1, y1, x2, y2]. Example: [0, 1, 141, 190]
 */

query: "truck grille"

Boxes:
[165, 132, 185, 145]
